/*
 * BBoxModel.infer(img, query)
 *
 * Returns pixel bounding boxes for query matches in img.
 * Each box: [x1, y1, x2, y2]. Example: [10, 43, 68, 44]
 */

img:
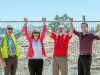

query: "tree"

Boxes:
[49, 14, 70, 32]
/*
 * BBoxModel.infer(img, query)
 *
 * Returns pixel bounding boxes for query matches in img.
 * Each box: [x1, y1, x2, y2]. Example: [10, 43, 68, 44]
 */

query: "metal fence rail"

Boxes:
[0, 21, 100, 75]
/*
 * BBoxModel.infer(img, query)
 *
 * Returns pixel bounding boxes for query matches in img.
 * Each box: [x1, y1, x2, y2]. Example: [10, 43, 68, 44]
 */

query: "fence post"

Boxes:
[99, 26, 100, 35]
[82, 15, 86, 22]
[97, 24, 100, 35]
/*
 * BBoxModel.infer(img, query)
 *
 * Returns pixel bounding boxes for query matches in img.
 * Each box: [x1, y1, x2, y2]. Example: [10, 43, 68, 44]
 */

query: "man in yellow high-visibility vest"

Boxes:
[0, 25, 22, 75]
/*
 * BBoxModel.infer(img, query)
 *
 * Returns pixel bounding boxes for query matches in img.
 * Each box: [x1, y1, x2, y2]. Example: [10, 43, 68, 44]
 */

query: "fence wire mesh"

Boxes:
[0, 21, 100, 75]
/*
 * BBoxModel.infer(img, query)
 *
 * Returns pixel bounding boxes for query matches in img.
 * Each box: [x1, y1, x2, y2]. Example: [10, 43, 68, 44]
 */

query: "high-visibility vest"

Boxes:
[1, 34, 21, 58]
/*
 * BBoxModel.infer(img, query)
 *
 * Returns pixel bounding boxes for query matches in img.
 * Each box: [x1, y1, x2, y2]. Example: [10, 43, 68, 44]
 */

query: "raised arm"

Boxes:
[40, 17, 47, 41]
[23, 18, 31, 41]
[72, 22, 80, 37]
[73, 30, 80, 37]
[47, 29, 52, 37]
[93, 24, 100, 40]
[47, 27, 57, 40]
[92, 34, 100, 40]
[69, 17, 74, 37]
[46, 23, 52, 37]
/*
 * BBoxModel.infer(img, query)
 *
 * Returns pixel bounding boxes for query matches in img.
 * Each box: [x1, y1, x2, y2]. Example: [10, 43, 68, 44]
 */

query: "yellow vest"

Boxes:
[1, 34, 21, 58]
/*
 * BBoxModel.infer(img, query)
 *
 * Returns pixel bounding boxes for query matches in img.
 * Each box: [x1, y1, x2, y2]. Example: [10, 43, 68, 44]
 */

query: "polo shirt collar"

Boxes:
[58, 33, 65, 37]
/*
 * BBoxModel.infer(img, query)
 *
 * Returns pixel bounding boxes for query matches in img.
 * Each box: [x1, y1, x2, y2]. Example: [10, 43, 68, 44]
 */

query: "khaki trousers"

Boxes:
[52, 56, 68, 75]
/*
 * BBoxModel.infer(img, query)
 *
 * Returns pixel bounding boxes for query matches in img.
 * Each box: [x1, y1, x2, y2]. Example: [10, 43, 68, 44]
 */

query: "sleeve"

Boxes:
[73, 30, 80, 37]
[40, 25, 47, 41]
[23, 25, 31, 41]
[92, 34, 100, 40]
[65, 34, 72, 42]
[50, 32, 57, 40]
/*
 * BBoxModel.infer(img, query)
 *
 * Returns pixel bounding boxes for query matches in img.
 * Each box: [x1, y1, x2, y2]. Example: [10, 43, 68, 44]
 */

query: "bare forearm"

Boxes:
[69, 17, 74, 37]
[42, 17, 52, 37]
[47, 28, 52, 37]
[69, 23, 73, 34]
[23, 18, 28, 26]
[0, 52, 6, 66]
[0, 52, 4, 61]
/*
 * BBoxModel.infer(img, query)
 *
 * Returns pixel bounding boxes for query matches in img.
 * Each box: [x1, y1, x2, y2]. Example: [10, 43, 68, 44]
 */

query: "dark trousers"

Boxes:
[4, 57, 18, 75]
[28, 59, 43, 75]
[78, 55, 92, 75]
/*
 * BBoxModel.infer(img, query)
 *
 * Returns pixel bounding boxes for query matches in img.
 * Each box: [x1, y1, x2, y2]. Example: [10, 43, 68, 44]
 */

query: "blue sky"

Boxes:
[0, 0, 100, 21]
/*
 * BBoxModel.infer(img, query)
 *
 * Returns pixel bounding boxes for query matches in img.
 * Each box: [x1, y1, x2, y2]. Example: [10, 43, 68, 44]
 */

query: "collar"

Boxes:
[6, 34, 12, 38]
[81, 32, 89, 35]
[58, 33, 65, 37]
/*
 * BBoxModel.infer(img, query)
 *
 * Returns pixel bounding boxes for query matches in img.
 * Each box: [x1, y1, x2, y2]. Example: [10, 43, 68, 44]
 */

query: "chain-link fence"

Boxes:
[0, 21, 100, 75]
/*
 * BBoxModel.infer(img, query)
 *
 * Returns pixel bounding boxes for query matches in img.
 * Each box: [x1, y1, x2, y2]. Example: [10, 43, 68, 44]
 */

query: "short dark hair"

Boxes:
[81, 22, 88, 27]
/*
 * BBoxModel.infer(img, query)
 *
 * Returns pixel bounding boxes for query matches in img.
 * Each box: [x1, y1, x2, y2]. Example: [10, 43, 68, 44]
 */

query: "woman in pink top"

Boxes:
[23, 18, 47, 75]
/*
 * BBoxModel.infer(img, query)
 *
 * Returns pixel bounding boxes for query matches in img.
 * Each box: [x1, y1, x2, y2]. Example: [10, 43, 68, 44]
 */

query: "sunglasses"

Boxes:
[8, 28, 13, 30]
[33, 32, 39, 34]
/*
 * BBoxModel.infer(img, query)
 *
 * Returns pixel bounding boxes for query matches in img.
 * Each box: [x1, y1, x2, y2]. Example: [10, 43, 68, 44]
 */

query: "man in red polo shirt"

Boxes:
[47, 17, 73, 75]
